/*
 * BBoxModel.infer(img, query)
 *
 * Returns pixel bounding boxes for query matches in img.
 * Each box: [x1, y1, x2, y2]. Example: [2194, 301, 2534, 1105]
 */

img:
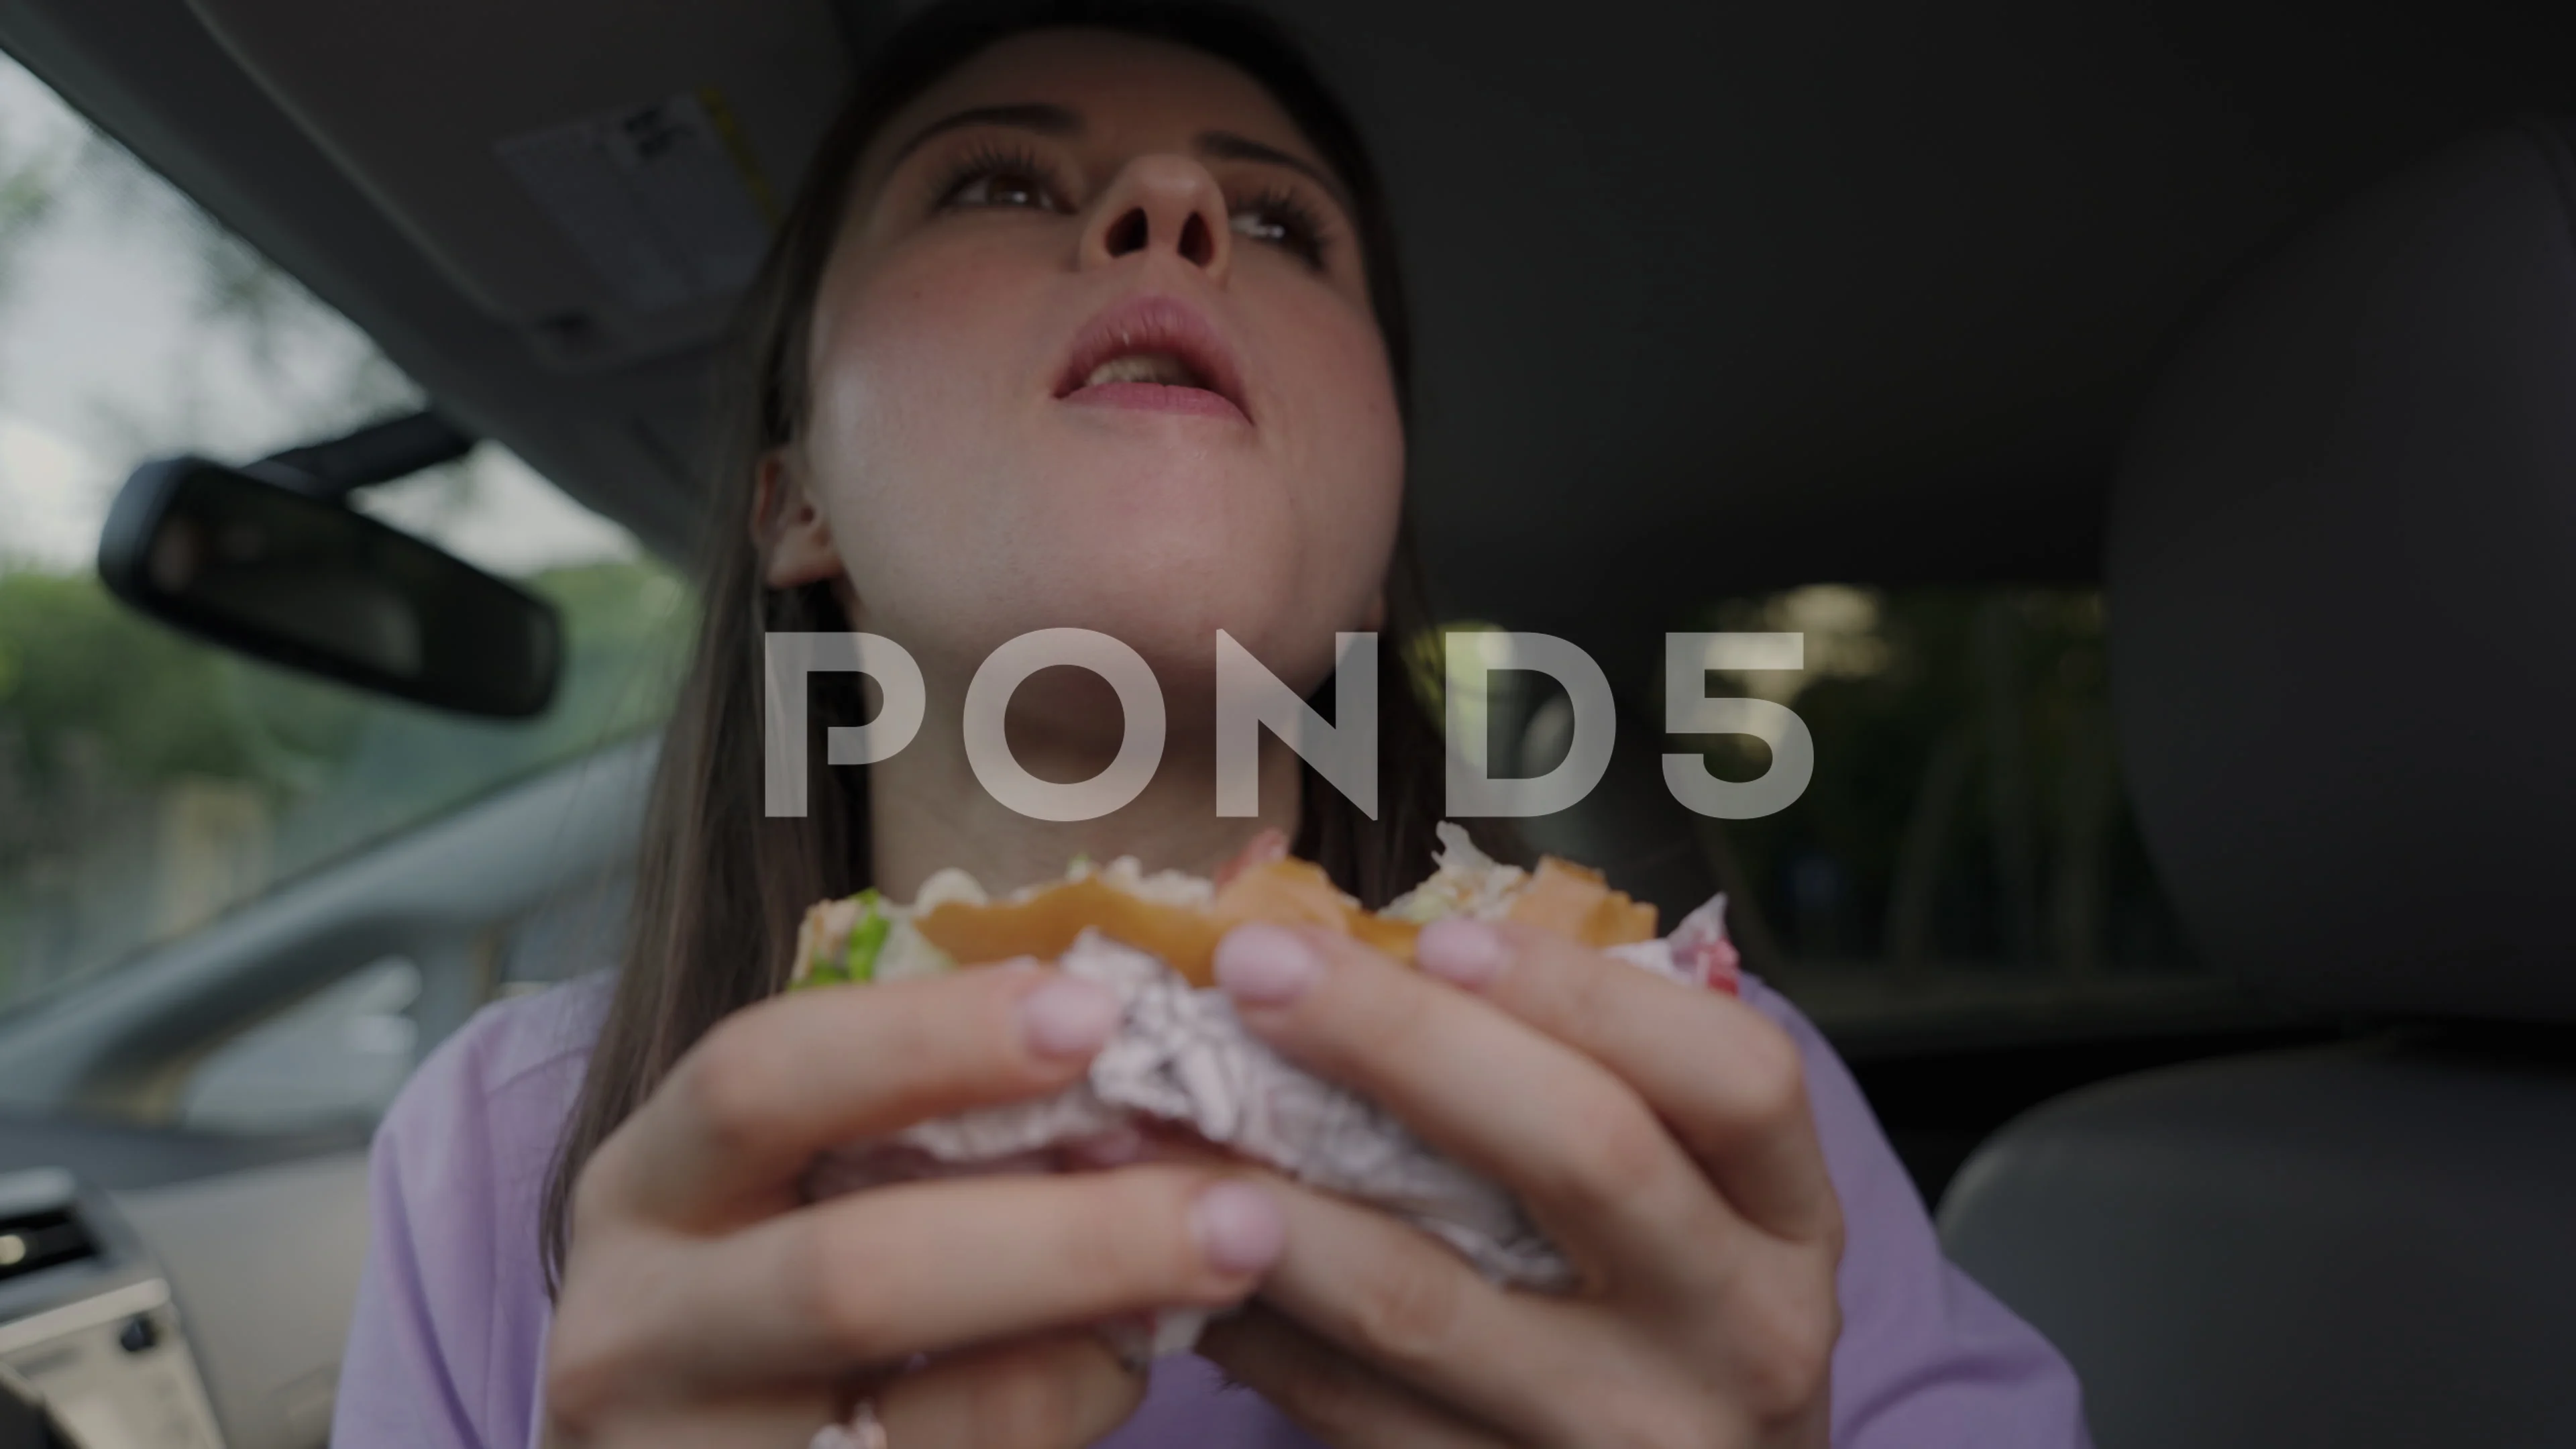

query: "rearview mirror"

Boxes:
[96, 456, 561, 718]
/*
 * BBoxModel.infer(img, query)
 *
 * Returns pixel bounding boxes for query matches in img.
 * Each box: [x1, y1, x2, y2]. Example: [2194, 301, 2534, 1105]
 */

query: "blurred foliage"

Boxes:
[1678, 586, 2193, 976]
[0, 568, 268, 786]
[0, 115, 62, 300]
[0, 555, 693, 1003]
[0, 559, 687, 796]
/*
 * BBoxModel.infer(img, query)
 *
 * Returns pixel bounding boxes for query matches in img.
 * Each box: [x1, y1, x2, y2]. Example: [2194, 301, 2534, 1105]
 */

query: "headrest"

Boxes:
[2110, 122, 2576, 1024]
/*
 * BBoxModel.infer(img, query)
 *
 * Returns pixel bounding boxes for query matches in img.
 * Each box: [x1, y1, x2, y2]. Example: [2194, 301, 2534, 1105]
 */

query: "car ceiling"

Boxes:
[3, 0, 2573, 657]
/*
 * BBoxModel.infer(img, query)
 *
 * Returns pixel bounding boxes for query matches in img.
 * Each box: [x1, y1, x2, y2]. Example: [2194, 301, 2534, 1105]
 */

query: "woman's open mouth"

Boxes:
[1055, 295, 1252, 423]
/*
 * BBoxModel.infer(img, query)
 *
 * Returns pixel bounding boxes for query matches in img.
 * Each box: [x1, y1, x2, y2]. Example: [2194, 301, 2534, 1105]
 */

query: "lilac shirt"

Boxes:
[332, 973, 2091, 1447]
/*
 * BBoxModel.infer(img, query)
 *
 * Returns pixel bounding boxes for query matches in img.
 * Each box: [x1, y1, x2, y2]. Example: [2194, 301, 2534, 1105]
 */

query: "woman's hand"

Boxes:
[1199, 919, 1844, 1448]
[542, 965, 1287, 1448]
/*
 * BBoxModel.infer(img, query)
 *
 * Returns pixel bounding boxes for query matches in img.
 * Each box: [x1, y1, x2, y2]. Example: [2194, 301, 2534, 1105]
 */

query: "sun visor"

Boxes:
[184, 0, 849, 369]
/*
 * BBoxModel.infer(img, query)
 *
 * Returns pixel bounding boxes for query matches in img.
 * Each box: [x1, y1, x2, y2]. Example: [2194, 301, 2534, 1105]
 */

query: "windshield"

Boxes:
[0, 53, 691, 1013]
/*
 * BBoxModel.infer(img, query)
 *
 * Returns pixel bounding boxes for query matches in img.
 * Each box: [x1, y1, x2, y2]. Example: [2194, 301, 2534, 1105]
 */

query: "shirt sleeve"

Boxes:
[333, 998, 580, 1449]
[1736, 977, 2094, 1448]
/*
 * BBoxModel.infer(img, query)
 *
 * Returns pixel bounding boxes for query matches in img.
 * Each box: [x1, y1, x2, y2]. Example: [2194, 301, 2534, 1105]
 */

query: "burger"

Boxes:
[789, 823, 1737, 1357]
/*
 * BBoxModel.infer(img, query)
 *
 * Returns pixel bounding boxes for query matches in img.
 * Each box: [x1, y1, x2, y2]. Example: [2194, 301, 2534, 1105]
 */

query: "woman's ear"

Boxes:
[753, 449, 843, 589]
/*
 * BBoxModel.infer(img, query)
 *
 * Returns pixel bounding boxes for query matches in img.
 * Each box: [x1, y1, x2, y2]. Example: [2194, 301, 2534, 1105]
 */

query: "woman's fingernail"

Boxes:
[1417, 918, 1508, 987]
[1016, 976, 1120, 1057]
[1214, 924, 1321, 1006]
[1191, 1180, 1285, 1275]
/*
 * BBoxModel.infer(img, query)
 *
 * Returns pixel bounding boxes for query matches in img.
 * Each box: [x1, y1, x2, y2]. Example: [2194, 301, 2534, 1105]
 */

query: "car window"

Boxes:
[1670, 583, 2245, 1049]
[177, 956, 422, 1132]
[0, 52, 691, 1015]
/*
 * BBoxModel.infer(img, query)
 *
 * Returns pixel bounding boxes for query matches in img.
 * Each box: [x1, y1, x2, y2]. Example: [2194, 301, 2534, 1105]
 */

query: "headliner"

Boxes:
[4, 0, 2572, 656]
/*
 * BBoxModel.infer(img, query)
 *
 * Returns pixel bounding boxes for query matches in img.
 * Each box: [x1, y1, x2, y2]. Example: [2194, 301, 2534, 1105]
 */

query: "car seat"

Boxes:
[1935, 120, 2576, 1448]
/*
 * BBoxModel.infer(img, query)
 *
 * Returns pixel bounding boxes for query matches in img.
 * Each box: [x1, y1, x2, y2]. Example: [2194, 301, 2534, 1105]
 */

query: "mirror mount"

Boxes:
[241, 409, 476, 501]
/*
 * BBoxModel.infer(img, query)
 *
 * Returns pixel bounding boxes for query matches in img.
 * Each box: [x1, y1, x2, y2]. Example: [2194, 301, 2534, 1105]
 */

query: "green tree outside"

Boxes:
[0, 556, 692, 1006]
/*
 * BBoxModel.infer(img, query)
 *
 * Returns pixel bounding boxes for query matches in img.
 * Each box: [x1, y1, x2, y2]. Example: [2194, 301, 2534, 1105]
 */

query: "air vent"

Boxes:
[0, 1207, 95, 1284]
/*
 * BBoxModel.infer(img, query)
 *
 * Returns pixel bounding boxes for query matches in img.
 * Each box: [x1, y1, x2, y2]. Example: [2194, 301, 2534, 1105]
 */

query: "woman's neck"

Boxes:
[864, 701, 1304, 901]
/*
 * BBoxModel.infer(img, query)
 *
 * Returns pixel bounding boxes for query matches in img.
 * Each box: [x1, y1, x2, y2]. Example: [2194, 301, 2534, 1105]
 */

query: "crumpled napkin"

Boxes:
[803, 892, 1735, 1357]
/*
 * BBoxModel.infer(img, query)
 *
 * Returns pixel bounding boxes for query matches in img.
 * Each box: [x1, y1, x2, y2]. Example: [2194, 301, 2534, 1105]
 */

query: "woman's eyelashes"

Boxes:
[934, 143, 1069, 214]
[1228, 184, 1332, 270]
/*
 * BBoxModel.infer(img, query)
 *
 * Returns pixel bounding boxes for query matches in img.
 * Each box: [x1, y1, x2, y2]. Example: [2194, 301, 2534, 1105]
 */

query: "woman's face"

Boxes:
[774, 28, 1405, 704]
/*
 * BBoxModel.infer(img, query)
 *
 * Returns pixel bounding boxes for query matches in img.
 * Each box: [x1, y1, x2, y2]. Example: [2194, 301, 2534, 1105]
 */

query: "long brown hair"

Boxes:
[541, 0, 1466, 1287]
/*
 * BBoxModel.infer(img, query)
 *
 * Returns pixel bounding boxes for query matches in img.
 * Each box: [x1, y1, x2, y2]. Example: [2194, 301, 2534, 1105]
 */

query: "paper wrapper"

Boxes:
[803, 892, 1736, 1360]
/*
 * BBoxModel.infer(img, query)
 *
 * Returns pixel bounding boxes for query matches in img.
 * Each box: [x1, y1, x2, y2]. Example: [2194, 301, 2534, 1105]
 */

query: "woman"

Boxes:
[335, 3, 2090, 1445]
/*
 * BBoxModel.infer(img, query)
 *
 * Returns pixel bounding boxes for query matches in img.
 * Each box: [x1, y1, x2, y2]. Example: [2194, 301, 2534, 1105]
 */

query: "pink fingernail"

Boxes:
[1417, 918, 1507, 987]
[1214, 924, 1321, 1006]
[1016, 977, 1119, 1057]
[1191, 1180, 1285, 1275]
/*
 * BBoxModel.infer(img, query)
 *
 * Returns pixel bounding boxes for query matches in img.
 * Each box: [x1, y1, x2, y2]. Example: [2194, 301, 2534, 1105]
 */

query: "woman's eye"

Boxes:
[948, 168, 1058, 211]
[1229, 195, 1327, 267]
[1229, 210, 1294, 245]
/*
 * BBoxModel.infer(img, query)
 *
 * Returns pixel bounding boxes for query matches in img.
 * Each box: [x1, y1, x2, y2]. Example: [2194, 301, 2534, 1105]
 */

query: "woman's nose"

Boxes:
[1079, 154, 1232, 282]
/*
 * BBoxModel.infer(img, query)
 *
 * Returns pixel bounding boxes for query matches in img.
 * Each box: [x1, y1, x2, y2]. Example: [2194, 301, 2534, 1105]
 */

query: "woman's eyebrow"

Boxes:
[885, 102, 1084, 171]
[1197, 130, 1354, 215]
